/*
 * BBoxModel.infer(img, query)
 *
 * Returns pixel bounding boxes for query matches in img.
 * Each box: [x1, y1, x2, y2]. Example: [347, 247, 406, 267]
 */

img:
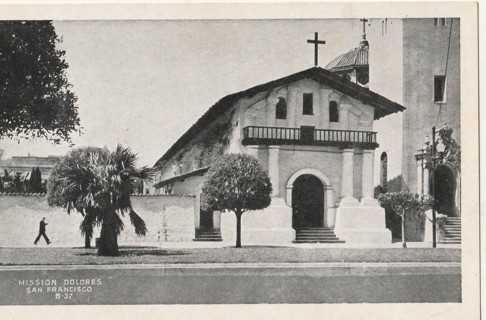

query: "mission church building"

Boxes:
[152, 27, 405, 245]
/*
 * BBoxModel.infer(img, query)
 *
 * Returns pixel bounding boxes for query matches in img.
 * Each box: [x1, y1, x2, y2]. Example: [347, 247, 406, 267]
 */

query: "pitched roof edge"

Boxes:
[154, 67, 405, 168]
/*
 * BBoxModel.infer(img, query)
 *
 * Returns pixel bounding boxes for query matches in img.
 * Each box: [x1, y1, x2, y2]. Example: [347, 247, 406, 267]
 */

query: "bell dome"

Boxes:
[325, 45, 368, 73]
[325, 18, 370, 86]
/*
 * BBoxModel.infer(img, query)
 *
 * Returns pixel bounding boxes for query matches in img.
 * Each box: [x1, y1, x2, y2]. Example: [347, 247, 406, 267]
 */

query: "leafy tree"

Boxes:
[47, 145, 154, 255]
[11, 172, 23, 193]
[35, 167, 44, 193]
[0, 21, 80, 143]
[27, 166, 43, 193]
[1, 170, 10, 192]
[27, 167, 36, 192]
[377, 192, 434, 248]
[201, 153, 272, 248]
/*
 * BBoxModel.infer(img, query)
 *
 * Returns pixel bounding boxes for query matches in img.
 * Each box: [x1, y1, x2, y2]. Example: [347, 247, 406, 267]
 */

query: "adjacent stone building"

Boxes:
[350, 17, 461, 243]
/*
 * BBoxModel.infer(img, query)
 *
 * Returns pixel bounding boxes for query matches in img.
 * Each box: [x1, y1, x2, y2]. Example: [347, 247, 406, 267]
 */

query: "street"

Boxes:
[0, 262, 461, 304]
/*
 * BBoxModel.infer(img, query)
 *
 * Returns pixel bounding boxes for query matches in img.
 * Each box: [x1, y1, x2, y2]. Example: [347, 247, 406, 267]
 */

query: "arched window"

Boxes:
[329, 101, 339, 122]
[275, 97, 287, 119]
[380, 152, 388, 186]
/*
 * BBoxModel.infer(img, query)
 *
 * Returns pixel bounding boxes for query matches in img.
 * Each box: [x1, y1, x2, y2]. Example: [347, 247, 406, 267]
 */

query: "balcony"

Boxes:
[242, 126, 378, 149]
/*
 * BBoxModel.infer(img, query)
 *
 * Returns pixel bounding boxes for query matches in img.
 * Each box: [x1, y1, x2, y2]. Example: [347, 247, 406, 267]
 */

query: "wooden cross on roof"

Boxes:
[360, 18, 369, 35]
[307, 32, 326, 67]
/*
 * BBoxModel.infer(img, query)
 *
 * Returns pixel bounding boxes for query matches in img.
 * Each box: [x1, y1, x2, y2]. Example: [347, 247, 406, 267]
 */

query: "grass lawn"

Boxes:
[0, 246, 460, 265]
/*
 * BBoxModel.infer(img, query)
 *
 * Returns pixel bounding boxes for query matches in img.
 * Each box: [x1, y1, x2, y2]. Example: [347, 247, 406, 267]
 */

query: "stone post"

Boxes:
[340, 148, 359, 206]
[423, 167, 430, 195]
[416, 160, 423, 195]
[213, 210, 222, 230]
[194, 194, 201, 229]
[361, 149, 379, 206]
[246, 146, 259, 159]
[268, 146, 280, 197]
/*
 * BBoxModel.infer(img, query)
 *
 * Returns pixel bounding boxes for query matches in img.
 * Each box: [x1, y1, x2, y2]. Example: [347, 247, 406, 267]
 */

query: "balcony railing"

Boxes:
[242, 126, 378, 149]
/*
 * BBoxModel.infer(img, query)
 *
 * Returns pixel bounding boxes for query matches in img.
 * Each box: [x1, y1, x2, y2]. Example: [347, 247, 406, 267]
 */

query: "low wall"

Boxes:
[0, 194, 195, 248]
[221, 198, 294, 245]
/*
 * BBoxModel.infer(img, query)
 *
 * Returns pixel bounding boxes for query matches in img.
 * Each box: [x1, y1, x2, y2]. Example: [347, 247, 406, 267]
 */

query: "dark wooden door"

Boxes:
[199, 208, 214, 229]
[434, 165, 456, 216]
[292, 174, 324, 229]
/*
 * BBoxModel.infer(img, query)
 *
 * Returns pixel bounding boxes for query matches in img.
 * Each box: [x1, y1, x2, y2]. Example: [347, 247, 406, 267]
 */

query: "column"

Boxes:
[319, 88, 329, 128]
[416, 160, 423, 195]
[213, 210, 222, 230]
[268, 146, 280, 197]
[340, 148, 359, 206]
[194, 194, 201, 229]
[339, 104, 352, 130]
[361, 150, 379, 206]
[286, 86, 298, 128]
[423, 167, 430, 195]
[265, 96, 276, 127]
[246, 145, 259, 159]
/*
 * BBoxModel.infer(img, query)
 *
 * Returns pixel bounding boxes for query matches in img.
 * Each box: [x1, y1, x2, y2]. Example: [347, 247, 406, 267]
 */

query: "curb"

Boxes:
[0, 262, 461, 276]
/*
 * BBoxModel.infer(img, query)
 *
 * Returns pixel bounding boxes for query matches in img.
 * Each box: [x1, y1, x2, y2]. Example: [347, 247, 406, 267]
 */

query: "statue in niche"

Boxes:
[438, 122, 461, 167]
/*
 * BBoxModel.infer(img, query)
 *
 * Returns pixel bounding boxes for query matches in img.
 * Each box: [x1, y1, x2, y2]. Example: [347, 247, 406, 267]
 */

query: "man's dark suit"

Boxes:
[34, 220, 50, 244]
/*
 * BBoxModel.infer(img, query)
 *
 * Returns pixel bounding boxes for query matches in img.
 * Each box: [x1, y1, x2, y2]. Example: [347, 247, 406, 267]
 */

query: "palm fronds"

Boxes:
[47, 144, 155, 239]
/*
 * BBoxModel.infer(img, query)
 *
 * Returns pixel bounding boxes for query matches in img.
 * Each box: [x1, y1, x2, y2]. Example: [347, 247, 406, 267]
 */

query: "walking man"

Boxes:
[34, 217, 51, 245]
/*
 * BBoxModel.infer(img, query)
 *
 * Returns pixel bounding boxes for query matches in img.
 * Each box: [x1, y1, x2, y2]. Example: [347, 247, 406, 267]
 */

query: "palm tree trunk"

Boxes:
[84, 235, 91, 248]
[98, 209, 119, 256]
[401, 210, 407, 248]
[235, 211, 242, 248]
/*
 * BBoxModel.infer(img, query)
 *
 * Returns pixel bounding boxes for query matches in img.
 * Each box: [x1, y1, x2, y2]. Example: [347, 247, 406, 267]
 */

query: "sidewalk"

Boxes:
[0, 261, 461, 276]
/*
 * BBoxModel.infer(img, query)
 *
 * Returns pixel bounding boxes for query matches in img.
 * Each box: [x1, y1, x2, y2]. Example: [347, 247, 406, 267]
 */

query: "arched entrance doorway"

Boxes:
[292, 174, 324, 229]
[434, 165, 457, 216]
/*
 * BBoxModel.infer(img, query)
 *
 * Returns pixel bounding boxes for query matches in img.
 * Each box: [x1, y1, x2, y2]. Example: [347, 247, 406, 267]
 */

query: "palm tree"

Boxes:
[47, 145, 154, 256]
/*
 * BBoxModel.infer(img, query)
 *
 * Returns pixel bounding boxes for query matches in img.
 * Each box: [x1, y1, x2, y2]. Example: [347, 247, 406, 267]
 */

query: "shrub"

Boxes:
[201, 153, 272, 248]
[377, 192, 434, 248]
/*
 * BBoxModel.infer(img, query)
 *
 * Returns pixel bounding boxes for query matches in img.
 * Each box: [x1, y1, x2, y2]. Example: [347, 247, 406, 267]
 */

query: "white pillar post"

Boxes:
[361, 149, 379, 206]
[268, 146, 280, 197]
[213, 210, 222, 230]
[194, 194, 201, 229]
[423, 167, 430, 195]
[246, 145, 259, 158]
[417, 160, 423, 195]
[339, 148, 359, 206]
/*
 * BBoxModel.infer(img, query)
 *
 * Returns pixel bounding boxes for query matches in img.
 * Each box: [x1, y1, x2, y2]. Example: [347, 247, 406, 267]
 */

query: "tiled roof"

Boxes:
[325, 46, 368, 72]
[154, 67, 405, 168]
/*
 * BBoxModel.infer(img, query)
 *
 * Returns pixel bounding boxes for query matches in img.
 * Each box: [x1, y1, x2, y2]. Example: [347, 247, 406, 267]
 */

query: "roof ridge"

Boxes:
[154, 67, 404, 168]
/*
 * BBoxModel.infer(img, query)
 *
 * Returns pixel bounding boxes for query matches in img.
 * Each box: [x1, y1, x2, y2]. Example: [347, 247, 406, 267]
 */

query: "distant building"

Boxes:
[0, 150, 61, 181]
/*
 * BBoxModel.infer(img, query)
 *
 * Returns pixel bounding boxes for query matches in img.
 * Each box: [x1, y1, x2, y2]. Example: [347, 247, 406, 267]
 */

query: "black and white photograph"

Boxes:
[0, 1, 480, 319]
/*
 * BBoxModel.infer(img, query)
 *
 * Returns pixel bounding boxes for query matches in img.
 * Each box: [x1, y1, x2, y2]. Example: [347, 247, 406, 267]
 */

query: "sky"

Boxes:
[0, 19, 371, 166]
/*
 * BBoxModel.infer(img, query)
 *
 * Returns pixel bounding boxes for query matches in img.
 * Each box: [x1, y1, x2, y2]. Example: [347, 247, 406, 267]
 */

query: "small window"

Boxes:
[303, 93, 313, 115]
[275, 97, 287, 119]
[434, 75, 446, 103]
[434, 18, 446, 26]
[329, 101, 339, 122]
